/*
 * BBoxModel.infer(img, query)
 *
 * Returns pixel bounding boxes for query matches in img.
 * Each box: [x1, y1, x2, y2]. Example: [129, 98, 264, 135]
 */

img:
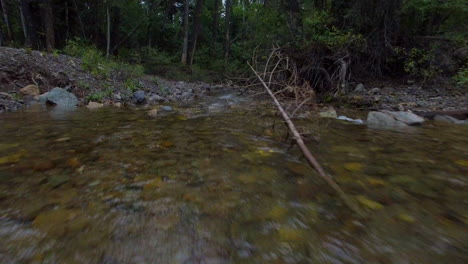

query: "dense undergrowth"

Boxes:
[1, 0, 467, 90]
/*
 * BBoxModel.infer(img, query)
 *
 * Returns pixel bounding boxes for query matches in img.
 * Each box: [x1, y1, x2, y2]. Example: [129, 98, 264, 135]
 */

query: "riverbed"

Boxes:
[0, 93, 467, 263]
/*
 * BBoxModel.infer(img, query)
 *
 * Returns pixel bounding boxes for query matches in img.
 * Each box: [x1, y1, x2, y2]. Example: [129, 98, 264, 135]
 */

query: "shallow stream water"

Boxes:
[0, 94, 467, 263]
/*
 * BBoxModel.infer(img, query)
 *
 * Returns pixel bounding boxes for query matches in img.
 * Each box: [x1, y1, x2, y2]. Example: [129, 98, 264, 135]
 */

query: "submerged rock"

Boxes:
[40, 87, 78, 108]
[367, 110, 424, 129]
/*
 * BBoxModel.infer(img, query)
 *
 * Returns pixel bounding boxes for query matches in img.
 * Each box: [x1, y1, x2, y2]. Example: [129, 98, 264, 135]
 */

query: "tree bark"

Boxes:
[181, 0, 189, 64]
[111, 20, 145, 54]
[106, 0, 111, 58]
[212, 0, 220, 39]
[41, 0, 55, 51]
[224, 0, 232, 65]
[0, 0, 13, 42]
[188, 0, 204, 66]
[20, 0, 37, 48]
[72, 0, 86, 39]
[283, 0, 302, 37]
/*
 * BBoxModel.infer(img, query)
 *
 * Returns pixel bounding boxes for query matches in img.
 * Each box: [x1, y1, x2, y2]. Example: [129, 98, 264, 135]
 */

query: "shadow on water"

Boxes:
[0, 95, 467, 263]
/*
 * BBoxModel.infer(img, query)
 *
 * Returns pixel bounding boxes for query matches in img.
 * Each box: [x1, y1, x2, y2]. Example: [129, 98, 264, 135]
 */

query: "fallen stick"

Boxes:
[248, 62, 363, 216]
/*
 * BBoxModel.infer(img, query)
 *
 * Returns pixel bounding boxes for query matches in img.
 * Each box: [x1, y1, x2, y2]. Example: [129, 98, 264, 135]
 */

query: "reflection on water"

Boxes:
[0, 96, 467, 264]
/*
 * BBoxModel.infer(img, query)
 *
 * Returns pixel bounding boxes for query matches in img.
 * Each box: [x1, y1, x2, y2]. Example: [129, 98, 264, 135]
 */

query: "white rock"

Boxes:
[319, 106, 337, 118]
[86, 101, 104, 110]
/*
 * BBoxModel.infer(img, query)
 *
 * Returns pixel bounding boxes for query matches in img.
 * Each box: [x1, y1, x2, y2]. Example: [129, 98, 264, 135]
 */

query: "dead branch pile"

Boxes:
[237, 46, 352, 115]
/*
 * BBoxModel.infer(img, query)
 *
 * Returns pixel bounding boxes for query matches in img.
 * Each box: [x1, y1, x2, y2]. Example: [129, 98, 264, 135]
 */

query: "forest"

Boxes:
[0, 0, 467, 86]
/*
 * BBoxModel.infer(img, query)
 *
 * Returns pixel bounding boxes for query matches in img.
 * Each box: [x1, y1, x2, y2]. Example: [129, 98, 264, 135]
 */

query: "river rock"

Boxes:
[367, 111, 425, 129]
[148, 94, 163, 103]
[86, 101, 104, 110]
[434, 115, 467, 125]
[381, 110, 424, 125]
[20, 84, 40, 96]
[160, 105, 173, 112]
[367, 112, 408, 128]
[40, 87, 78, 108]
[147, 108, 158, 118]
[133, 91, 146, 104]
[369, 88, 381, 95]
[319, 106, 337, 118]
[354, 83, 366, 93]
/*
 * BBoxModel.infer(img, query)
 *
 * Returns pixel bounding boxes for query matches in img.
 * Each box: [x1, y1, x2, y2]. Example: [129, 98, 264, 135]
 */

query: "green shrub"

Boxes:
[86, 89, 113, 102]
[124, 79, 142, 93]
[64, 38, 144, 80]
[395, 47, 441, 82]
[454, 67, 468, 87]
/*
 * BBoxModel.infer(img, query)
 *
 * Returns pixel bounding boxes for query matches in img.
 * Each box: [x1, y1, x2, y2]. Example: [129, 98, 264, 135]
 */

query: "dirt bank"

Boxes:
[1, 47, 466, 115]
[340, 81, 467, 113]
[0, 47, 226, 113]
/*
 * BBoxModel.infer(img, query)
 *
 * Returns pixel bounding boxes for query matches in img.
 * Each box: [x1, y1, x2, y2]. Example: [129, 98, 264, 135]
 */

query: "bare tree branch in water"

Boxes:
[248, 62, 363, 217]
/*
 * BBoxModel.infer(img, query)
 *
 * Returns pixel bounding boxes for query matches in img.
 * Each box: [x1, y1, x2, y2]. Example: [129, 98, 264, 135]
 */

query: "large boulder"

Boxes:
[381, 110, 424, 126]
[40, 87, 78, 108]
[367, 111, 425, 129]
[367, 112, 407, 129]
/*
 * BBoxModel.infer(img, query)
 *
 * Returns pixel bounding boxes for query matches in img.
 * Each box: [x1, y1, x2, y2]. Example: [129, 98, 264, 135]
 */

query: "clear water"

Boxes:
[0, 95, 467, 264]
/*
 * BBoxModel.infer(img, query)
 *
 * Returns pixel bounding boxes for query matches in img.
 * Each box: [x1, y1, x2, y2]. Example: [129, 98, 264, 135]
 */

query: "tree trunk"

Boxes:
[41, 0, 55, 51]
[283, 0, 302, 37]
[111, 20, 144, 54]
[212, 0, 220, 39]
[20, 0, 37, 48]
[188, 0, 204, 66]
[181, 0, 189, 64]
[0, 0, 13, 42]
[72, 0, 86, 39]
[19, 0, 27, 39]
[65, 1, 69, 39]
[106, 0, 111, 58]
[224, 0, 232, 65]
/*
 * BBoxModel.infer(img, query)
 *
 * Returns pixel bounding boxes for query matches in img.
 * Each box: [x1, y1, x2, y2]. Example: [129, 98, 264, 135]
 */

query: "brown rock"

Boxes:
[147, 108, 158, 118]
[86, 101, 104, 110]
[20, 84, 40, 96]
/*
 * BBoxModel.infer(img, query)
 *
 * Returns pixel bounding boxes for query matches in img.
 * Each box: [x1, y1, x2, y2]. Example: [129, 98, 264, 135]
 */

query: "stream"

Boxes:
[0, 93, 467, 264]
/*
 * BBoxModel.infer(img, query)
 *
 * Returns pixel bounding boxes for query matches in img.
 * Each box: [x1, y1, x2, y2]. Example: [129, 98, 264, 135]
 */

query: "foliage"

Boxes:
[395, 47, 441, 82]
[86, 89, 113, 102]
[3, 0, 467, 83]
[124, 79, 142, 93]
[64, 38, 116, 78]
[454, 67, 468, 87]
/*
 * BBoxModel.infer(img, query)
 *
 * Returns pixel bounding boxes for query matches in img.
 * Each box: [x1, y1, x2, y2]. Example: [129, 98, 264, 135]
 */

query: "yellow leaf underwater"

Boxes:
[344, 162, 363, 171]
[356, 195, 384, 210]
